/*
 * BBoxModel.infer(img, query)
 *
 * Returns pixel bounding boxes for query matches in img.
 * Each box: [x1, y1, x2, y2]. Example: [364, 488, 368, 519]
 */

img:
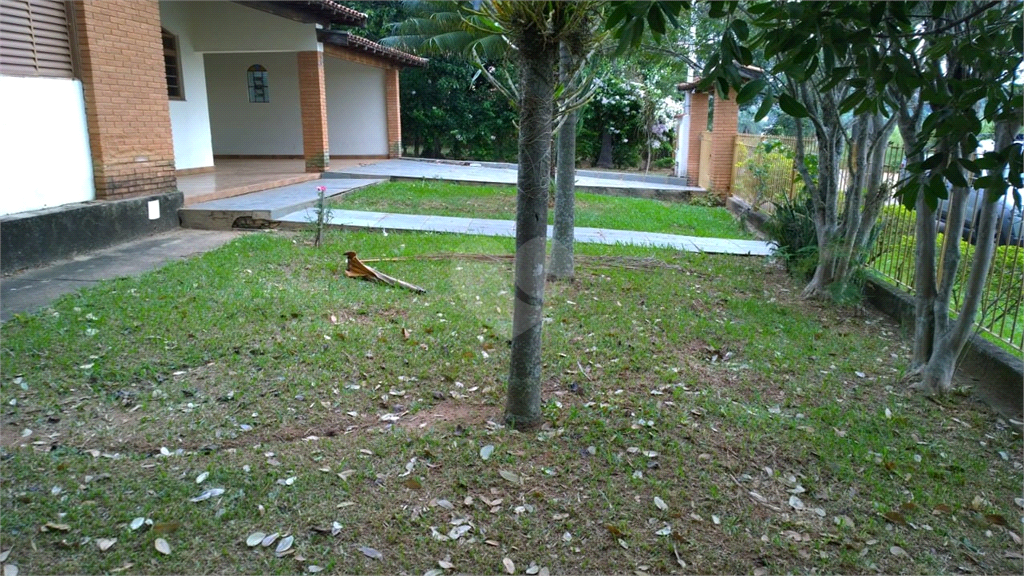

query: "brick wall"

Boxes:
[297, 51, 329, 172]
[710, 90, 739, 198]
[686, 92, 709, 186]
[73, 0, 176, 200]
[384, 68, 401, 158]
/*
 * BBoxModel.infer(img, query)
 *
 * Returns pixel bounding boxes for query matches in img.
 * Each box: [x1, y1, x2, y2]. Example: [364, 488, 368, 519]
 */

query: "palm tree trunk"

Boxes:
[550, 42, 577, 281]
[506, 37, 557, 430]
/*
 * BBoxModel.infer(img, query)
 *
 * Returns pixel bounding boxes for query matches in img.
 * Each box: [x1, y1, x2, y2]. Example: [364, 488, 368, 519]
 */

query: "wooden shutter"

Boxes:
[162, 29, 183, 99]
[0, 0, 74, 78]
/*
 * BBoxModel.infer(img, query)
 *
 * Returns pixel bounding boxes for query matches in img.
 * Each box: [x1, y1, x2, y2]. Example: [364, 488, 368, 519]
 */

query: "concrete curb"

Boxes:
[1, 191, 183, 275]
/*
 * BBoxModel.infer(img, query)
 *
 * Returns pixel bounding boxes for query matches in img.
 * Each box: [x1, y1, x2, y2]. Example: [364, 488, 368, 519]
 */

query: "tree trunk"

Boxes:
[597, 131, 613, 168]
[549, 42, 576, 281]
[912, 119, 1019, 394]
[505, 38, 557, 430]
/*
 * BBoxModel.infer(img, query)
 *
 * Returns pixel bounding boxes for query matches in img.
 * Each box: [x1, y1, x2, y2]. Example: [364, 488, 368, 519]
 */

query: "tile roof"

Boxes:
[677, 64, 764, 92]
[247, 1, 368, 27]
[317, 30, 428, 68]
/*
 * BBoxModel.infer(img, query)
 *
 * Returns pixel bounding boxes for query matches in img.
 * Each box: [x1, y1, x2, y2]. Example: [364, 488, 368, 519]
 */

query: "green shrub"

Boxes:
[653, 156, 675, 170]
[764, 193, 818, 279]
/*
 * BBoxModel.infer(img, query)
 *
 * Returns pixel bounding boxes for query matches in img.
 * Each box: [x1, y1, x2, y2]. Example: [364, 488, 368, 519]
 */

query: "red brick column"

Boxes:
[686, 92, 709, 186]
[710, 90, 739, 198]
[384, 68, 402, 158]
[73, 0, 176, 200]
[297, 51, 330, 172]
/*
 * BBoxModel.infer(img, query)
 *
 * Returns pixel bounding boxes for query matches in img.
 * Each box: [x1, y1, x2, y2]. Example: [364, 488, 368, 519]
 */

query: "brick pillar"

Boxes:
[686, 92, 709, 187]
[73, 0, 176, 200]
[384, 68, 402, 158]
[297, 51, 330, 172]
[710, 90, 739, 199]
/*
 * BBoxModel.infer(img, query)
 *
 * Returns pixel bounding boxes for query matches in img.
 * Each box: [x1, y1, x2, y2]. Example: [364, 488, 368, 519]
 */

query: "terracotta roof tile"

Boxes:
[317, 30, 428, 68]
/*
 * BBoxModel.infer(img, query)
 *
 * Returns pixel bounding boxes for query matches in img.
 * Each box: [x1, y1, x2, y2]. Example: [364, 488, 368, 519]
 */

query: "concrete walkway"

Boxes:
[278, 208, 774, 256]
[180, 178, 384, 230]
[1, 229, 241, 322]
[326, 158, 703, 202]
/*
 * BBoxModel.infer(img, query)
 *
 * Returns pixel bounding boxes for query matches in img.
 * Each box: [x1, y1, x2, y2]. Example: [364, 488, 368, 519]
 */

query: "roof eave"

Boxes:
[317, 29, 428, 68]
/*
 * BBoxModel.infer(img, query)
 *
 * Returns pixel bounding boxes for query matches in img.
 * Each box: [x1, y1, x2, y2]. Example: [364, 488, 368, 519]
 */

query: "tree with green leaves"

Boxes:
[382, 1, 685, 428]
[704, 1, 1022, 394]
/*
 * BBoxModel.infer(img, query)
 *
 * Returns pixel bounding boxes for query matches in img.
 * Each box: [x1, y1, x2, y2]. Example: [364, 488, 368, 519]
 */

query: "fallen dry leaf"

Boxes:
[889, 545, 908, 557]
[195, 472, 209, 484]
[154, 538, 171, 555]
[96, 538, 116, 552]
[307, 566, 324, 573]
[502, 557, 515, 574]
[338, 470, 356, 481]
[246, 532, 266, 547]
[882, 511, 908, 526]
[190, 488, 225, 502]
[358, 545, 383, 560]
[480, 445, 495, 461]
[275, 535, 294, 556]
[261, 533, 280, 547]
[41, 522, 70, 532]
[3, 564, 18, 576]
[605, 524, 625, 537]
[0, 549, 9, 563]
[984, 514, 1008, 526]
[152, 522, 181, 535]
[499, 470, 520, 485]
[654, 497, 668, 511]
[344, 252, 426, 293]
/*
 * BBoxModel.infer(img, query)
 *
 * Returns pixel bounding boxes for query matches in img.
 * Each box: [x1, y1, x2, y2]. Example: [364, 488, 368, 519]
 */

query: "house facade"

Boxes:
[0, 0, 424, 272]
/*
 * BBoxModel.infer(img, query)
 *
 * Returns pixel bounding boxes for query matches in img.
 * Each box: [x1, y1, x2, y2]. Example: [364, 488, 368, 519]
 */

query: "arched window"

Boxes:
[162, 28, 184, 99]
[247, 65, 269, 103]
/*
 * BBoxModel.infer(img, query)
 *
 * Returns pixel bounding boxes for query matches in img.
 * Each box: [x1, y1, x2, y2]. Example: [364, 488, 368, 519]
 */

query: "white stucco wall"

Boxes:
[325, 57, 388, 156]
[0, 76, 94, 216]
[204, 52, 303, 155]
[160, 1, 214, 170]
[187, 1, 319, 54]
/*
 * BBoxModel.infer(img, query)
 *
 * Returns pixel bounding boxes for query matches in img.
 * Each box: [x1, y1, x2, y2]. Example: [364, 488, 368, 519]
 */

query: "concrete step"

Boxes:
[182, 173, 322, 206]
[179, 178, 384, 230]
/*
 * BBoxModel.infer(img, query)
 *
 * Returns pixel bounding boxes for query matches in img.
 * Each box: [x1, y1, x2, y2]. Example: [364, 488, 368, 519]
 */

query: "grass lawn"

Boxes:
[1, 230, 1020, 575]
[332, 180, 750, 240]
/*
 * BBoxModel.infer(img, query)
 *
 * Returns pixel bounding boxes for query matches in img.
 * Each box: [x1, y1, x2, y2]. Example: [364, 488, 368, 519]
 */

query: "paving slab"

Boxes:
[179, 178, 384, 230]
[325, 159, 703, 200]
[277, 208, 774, 256]
[1, 229, 242, 322]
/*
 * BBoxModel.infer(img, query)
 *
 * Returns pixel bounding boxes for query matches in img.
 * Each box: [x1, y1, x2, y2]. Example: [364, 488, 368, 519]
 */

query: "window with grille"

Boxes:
[0, 0, 75, 78]
[162, 28, 184, 99]
[247, 65, 269, 103]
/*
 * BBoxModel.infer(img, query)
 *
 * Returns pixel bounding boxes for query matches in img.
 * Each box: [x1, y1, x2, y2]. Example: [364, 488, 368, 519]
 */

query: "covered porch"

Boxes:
[177, 158, 383, 205]
[159, 1, 425, 178]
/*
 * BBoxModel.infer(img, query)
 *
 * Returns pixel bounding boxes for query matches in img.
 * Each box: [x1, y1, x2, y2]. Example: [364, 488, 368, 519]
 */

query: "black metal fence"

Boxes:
[735, 138, 1023, 352]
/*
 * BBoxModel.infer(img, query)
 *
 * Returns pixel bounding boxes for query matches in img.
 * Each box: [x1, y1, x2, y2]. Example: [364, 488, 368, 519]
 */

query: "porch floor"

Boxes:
[177, 158, 383, 206]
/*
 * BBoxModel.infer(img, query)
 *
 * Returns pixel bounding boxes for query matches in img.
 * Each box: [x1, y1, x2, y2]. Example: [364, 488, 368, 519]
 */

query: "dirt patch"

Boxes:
[0, 422, 33, 449]
[397, 401, 497, 433]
